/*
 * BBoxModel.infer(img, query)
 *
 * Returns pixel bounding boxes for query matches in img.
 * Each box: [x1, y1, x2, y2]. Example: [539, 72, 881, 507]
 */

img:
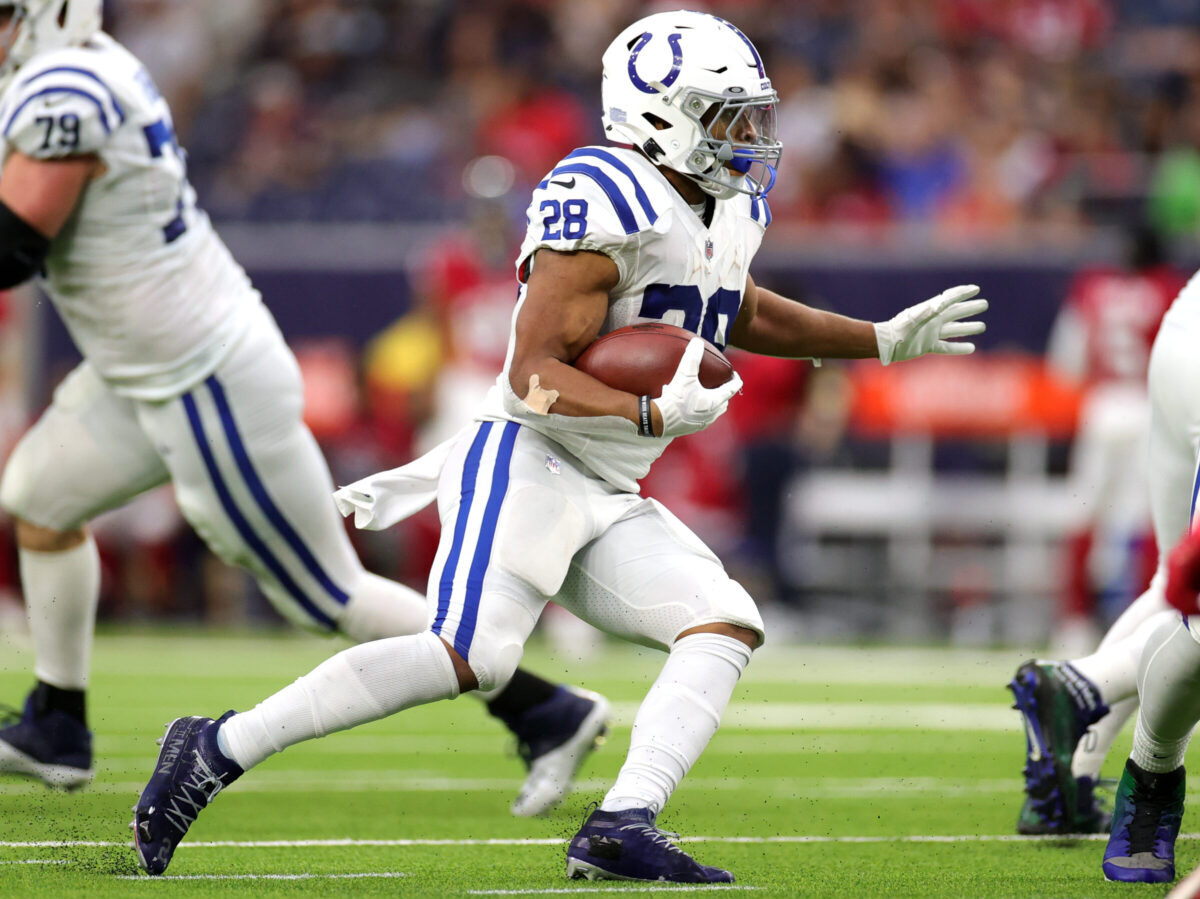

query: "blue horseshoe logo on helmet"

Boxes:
[627, 32, 683, 94]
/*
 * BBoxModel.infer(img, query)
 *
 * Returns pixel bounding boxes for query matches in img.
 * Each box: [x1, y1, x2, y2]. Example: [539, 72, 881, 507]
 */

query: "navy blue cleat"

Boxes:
[1016, 775, 1112, 836]
[131, 712, 242, 876]
[566, 806, 734, 883]
[0, 691, 93, 790]
[1103, 759, 1185, 883]
[1009, 660, 1109, 834]
[509, 686, 610, 817]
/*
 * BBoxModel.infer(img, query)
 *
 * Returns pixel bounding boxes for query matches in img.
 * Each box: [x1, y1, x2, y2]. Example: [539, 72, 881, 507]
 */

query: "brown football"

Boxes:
[573, 323, 734, 398]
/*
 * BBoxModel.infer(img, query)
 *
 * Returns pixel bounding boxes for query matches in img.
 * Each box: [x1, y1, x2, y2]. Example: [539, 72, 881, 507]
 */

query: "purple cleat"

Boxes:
[566, 806, 733, 883]
[131, 712, 242, 876]
[509, 686, 610, 817]
[1103, 759, 1185, 884]
[0, 689, 93, 790]
[1009, 660, 1108, 834]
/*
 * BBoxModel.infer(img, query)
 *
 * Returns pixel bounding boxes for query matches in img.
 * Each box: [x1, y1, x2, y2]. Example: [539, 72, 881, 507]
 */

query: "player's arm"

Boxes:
[730, 274, 988, 365]
[0, 151, 98, 287]
[509, 247, 646, 425]
[728, 275, 878, 358]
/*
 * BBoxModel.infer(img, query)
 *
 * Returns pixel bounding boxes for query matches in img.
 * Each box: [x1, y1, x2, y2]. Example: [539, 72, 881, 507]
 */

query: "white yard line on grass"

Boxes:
[0, 859, 68, 864]
[0, 833, 1175, 850]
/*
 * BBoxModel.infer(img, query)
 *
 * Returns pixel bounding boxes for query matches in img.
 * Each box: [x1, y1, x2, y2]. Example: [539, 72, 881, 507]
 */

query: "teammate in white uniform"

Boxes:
[132, 10, 987, 883]
[0, 0, 609, 818]
[1010, 269, 1200, 882]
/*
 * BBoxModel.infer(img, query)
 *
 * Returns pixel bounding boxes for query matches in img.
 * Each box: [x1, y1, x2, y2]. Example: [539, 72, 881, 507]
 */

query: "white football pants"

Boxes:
[0, 306, 376, 633]
[426, 421, 764, 691]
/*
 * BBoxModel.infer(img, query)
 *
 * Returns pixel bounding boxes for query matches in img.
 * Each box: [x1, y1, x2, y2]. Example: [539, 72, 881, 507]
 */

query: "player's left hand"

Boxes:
[874, 285, 988, 366]
[1166, 529, 1200, 616]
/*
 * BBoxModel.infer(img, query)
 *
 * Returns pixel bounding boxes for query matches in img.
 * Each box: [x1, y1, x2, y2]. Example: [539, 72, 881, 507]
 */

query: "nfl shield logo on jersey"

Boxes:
[705, 240, 714, 260]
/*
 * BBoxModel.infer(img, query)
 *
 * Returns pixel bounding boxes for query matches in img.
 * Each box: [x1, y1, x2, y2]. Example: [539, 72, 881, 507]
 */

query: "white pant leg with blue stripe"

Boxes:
[428, 422, 763, 690]
[134, 315, 365, 632]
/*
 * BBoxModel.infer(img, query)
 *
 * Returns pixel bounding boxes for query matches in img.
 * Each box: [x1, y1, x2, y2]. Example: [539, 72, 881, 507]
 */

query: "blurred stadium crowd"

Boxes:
[5, 0, 1200, 644]
[107, 0, 1200, 243]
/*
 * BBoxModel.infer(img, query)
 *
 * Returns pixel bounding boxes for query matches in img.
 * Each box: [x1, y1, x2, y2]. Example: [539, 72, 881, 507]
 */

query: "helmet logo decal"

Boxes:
[627, 32, 683, 94]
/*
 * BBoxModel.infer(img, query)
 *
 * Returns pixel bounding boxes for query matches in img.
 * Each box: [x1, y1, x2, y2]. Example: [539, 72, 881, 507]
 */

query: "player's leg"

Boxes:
[0, 363, 169, 789]
[1102, 614, 1196, 883]
[135, 324, 605, 808]
[1011, 322, 1200, 832]
[557, 498, 764, 883]
[1100, 329, 1200, 880]
[131, 420, 554, 875]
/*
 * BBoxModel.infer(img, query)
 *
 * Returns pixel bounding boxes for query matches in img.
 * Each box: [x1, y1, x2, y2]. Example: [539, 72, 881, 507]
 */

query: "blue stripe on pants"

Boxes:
[453, 422, 520, 660]
[205, 376, 348, 606]
[1190, 454, 1200, 525]
[181, 390, 337, 630]
[433, 422, 493, 639]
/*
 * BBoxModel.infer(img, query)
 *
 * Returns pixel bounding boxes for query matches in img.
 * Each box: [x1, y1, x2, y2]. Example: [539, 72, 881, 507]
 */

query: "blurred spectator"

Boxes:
[83, 0, 1200, 247]
[1046, 224, 1185, 653]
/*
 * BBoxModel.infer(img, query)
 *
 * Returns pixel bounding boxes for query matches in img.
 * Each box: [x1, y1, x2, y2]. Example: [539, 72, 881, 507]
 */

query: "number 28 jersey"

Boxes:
[479, 145, 770, 491]
[0, 33, 260, 400]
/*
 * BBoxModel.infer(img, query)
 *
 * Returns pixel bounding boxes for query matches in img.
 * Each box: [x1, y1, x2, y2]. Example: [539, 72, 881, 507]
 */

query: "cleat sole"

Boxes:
[0, 739, 93, 791]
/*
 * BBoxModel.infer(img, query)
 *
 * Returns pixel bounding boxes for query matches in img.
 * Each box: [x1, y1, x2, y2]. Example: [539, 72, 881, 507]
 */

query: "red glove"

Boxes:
[1166, 529, 1200, 615]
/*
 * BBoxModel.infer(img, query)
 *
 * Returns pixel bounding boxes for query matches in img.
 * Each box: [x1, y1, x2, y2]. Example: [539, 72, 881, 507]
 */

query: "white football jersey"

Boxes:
[477, 145, 769, 491]
[0, 33, 260, 400]
[1164, 267, 1200, 331]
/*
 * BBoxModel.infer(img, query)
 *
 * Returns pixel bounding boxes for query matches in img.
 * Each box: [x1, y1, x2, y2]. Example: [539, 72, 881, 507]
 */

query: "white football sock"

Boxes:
[1130, 615, 1200, 773]
[333, 573, 505, 702]
[601, 633, 752, 816]
[1073, 697, 1136, 779]
[336, 571, 430, 643]
[217, 630, 459, 770]
[1069, 585, 1174, 779]
[20, 537, 101, 691]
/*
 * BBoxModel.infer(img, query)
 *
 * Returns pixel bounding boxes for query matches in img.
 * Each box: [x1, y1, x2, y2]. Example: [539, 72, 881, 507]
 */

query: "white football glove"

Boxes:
[874, 285, 988, 366]
[653, 338, 744, 438]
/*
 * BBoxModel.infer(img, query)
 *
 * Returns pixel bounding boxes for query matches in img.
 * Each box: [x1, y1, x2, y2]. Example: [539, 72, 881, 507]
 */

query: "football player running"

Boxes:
[0, 0, 609, 819]
[132, 10, 987, 883]
[1010, 267, 1200, 883]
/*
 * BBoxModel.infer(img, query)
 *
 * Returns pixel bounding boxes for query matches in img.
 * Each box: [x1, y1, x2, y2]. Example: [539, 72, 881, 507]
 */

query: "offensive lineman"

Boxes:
[0, 0, 609, 819]
[132, 10, 987, 883]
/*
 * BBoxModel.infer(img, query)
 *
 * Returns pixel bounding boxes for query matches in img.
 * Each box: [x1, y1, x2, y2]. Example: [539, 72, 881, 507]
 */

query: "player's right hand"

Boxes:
[652, 338, 743, 438]
[1165, 530, 1200, 616]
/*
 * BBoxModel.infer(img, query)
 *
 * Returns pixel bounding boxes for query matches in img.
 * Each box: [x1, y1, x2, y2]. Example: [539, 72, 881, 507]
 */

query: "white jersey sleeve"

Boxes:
[0, 35, 262, 401]
[2, 63, 121, 158]
[517, 147, 668, 289]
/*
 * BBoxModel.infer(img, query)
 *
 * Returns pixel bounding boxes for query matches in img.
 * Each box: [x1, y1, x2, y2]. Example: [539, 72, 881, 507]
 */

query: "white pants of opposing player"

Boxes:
[1069, 298, 1200, 776]
[428, 422, 763, 691]
[0, 305, 381, 634]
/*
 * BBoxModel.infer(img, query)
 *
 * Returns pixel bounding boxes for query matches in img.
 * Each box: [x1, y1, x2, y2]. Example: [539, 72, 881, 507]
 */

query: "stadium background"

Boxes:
[2, 0, 1200, 653]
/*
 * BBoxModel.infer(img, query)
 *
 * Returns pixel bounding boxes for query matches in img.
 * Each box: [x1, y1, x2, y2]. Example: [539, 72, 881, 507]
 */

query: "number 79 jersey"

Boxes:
[483, 145, 770, 491]
[0, 33, 260, 401]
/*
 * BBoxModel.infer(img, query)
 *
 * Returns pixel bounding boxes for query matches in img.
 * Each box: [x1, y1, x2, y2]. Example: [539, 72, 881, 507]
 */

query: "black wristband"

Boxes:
[638, 395, 654, 437]
[0, 199, 50, 289]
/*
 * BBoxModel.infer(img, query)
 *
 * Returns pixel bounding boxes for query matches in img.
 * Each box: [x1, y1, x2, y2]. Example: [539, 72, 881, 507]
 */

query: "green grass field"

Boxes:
[0, 628, 1180, 898]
